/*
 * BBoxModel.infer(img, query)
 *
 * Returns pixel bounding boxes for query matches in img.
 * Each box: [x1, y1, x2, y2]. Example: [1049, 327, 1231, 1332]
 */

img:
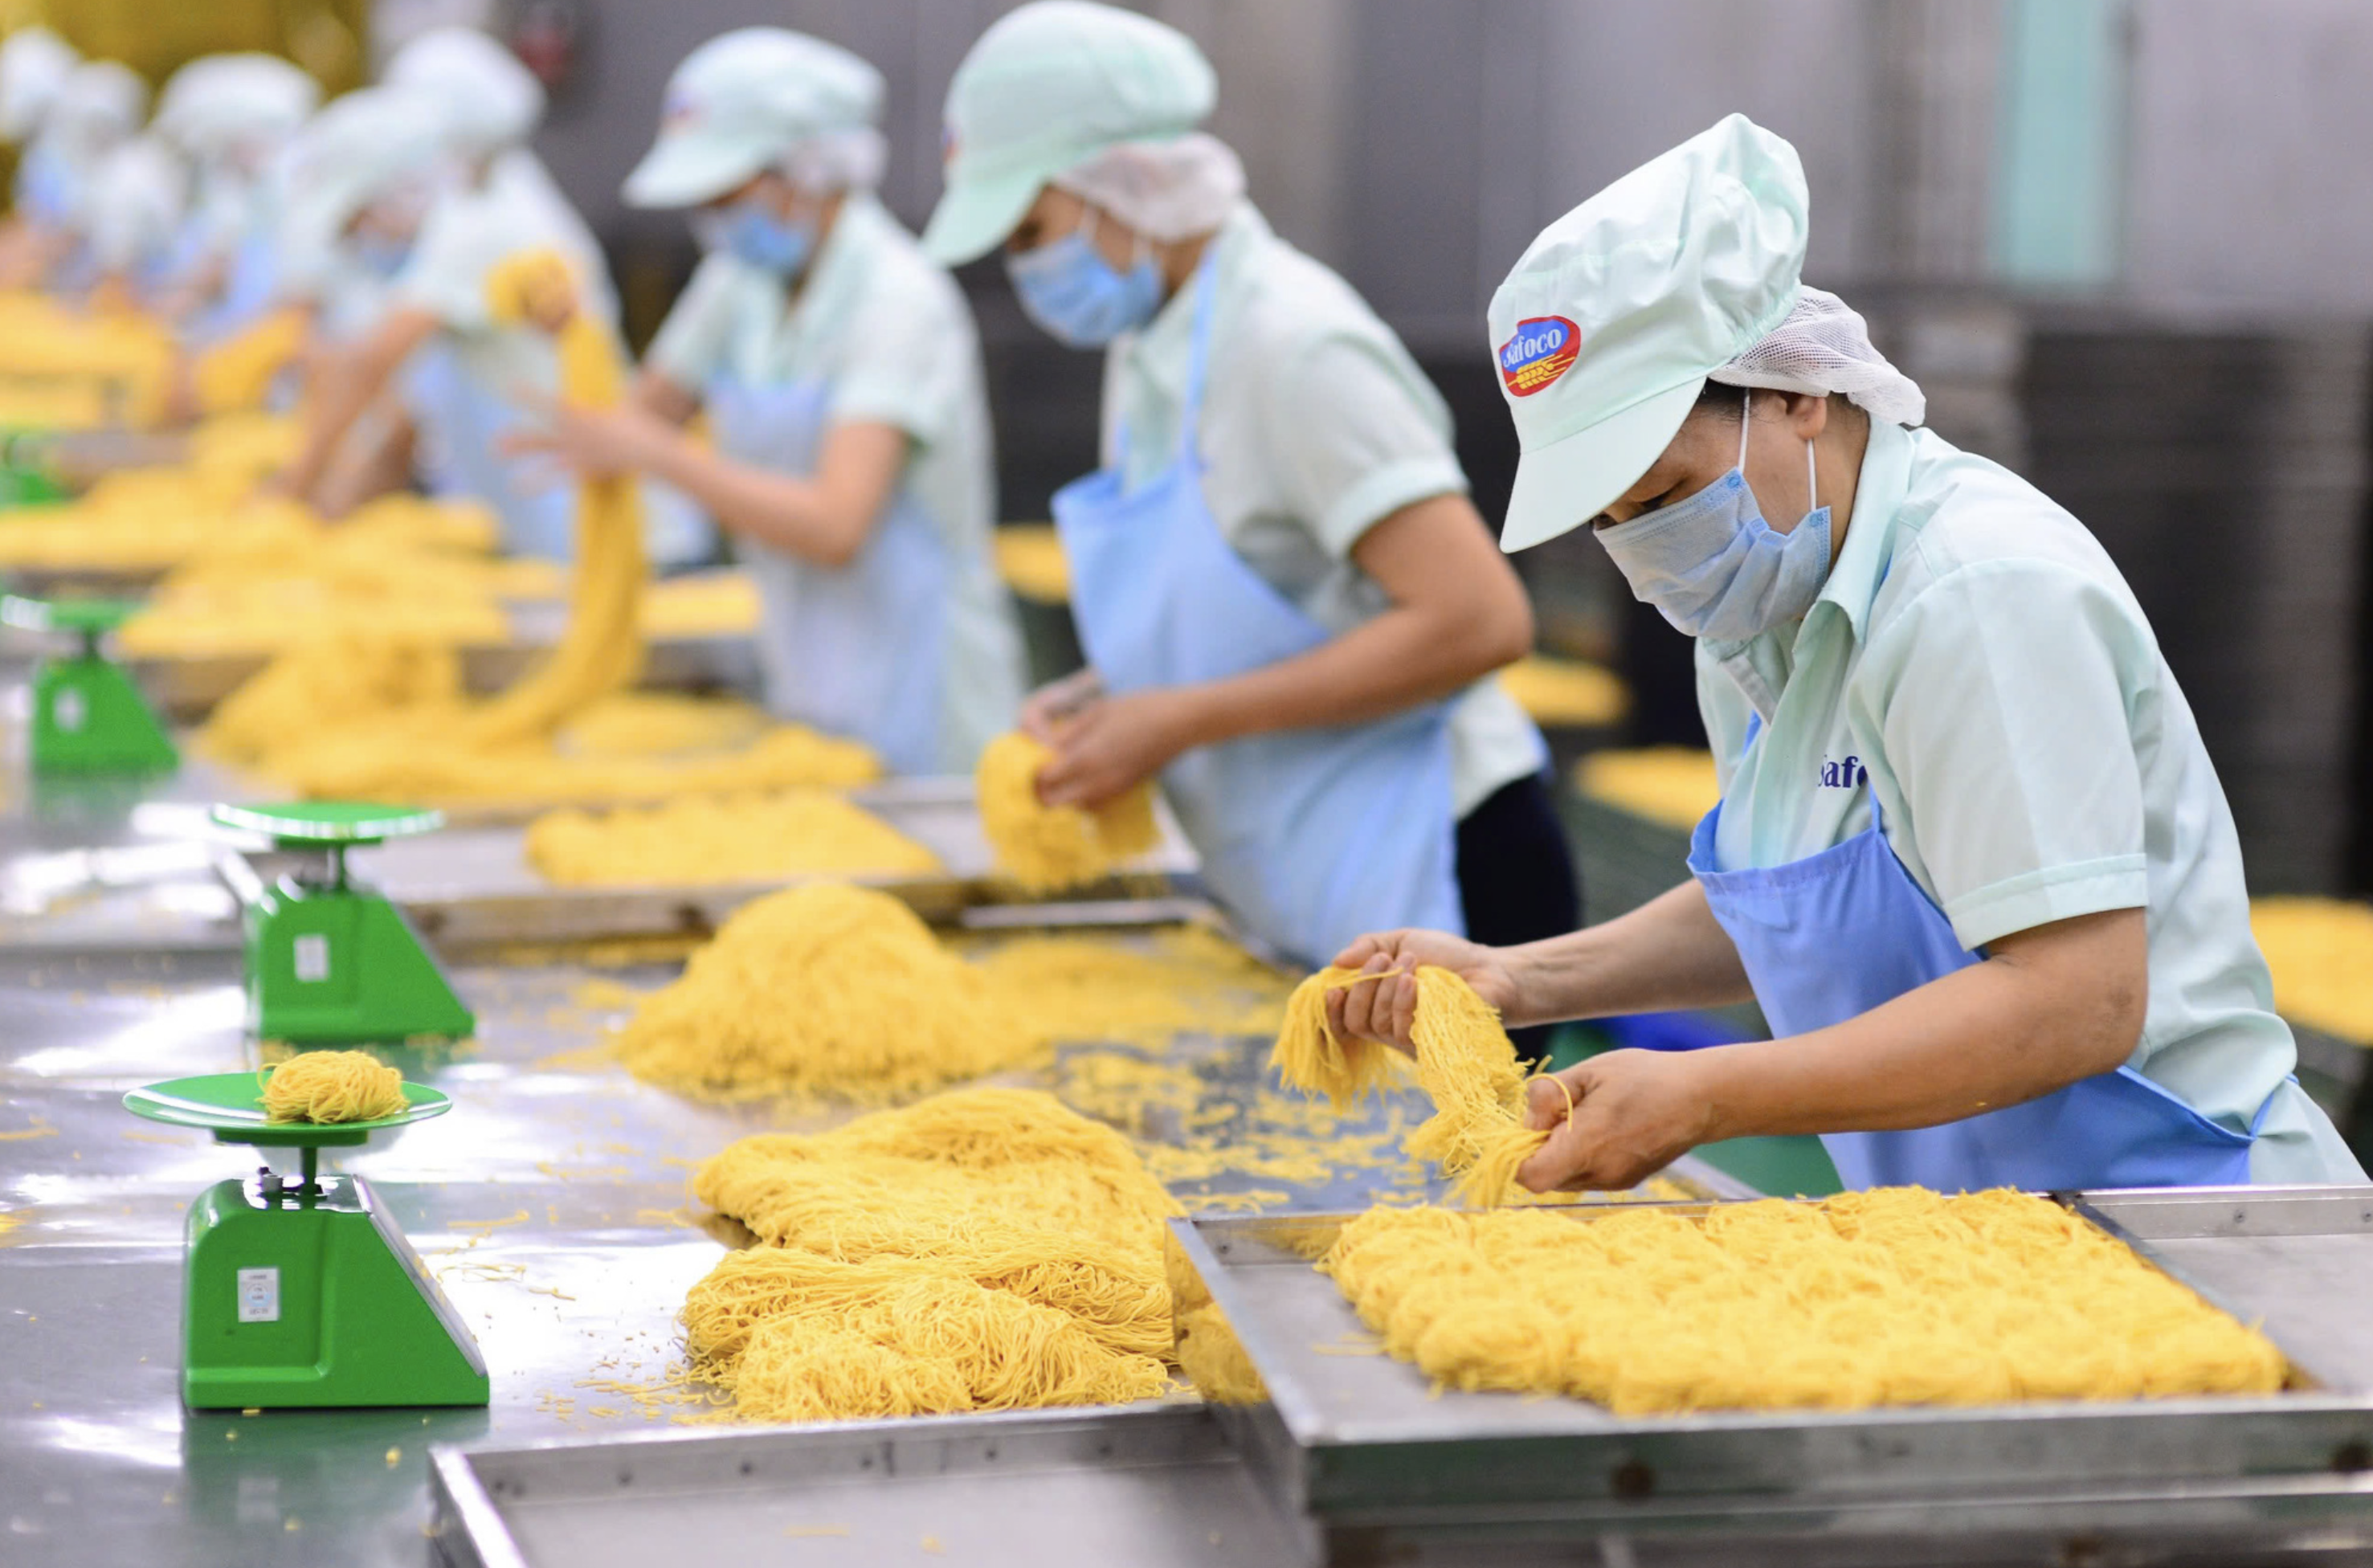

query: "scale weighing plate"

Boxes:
[123, 1065, 488, 1410]
[124, 1070, 451, 1147]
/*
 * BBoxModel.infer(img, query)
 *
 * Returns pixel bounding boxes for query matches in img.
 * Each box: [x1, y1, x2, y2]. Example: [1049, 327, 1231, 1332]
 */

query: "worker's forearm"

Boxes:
[638, 432, 862, 564]
[1500, 880, 1756, 1025]
[1685, 915, 2145, 1139]
[1175, 599, 1524, 748]
[285, 344, 401, 498]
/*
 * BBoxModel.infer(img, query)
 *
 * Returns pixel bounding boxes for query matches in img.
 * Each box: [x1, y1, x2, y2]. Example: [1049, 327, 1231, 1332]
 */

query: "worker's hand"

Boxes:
[1516, 1049, 1715, 1193]
[501, 390, 672, 480]
[1018, 668, 1105, 742]
[1326, 931, 1520, 1056]
[1035, 686, 1207, 808]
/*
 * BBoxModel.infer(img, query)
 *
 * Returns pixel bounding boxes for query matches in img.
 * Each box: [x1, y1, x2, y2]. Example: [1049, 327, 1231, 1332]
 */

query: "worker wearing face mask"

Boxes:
[920, 2, 1575, 1016]
[268, 30, 688, 563]
[2, 55, 146, 291]
[1329, 115, 2365, 1194]
[149, 53, 318, 339]
[508, 27, 1025, 776]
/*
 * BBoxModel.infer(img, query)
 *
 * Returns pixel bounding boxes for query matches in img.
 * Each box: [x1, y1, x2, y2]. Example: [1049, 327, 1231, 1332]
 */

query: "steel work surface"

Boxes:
[347, 774, 1204, 945]
[0, 922, 1725, 1568]
[1166, 1206, 2373, 1555]
[431, 1406, 1310, 1568]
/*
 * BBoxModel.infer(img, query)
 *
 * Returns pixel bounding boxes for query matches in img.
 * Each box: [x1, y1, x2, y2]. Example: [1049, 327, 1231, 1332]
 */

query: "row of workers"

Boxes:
[2, 4, 2358, 1198]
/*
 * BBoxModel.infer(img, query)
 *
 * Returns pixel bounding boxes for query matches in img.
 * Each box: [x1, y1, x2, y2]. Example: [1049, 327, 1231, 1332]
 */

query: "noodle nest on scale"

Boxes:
[260, 1051, 408, 1124]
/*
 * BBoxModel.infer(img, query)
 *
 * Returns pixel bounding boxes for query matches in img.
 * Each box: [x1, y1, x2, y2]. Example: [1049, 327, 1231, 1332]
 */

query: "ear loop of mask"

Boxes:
[1738, 386, 1820, 517]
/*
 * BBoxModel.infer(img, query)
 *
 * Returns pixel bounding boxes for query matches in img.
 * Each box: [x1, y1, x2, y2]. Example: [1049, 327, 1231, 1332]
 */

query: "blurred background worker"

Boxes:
[0, 24, 76, 279]
[80, 126, 182, 308]
[269, 27, 697, 563]
[924, 1, 1577, 1011]
[510, 27, 1024, 776]
[148, 52, 318, 341]
[0, 54, 143, 290]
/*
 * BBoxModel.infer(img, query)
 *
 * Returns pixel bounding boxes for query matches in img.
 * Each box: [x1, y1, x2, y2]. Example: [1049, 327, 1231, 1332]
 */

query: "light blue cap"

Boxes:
[1490, 113, 1810, 553]
[623, 28, 883, 210]
[922, 1, 1214, 267]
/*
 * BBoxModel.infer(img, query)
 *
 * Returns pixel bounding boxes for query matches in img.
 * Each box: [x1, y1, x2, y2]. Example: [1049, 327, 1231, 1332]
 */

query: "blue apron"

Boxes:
[1050, 261, 1464, 967]
[403, 341, 578, 561]
[1689, 724, 2265, 1191]
[708, 375, 951, 777]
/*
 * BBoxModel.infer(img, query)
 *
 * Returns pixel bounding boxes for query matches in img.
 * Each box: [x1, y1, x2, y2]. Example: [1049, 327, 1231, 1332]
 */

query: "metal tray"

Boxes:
[340, 776, 1203, 944]
[1165, 1189, 2373, 1546]
[428, 1405, 1309, 1568]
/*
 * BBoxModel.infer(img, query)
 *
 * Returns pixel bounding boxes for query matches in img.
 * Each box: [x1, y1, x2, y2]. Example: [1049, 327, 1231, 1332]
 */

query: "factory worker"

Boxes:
[271, 31, 662, 561]
[1, 58, 145, 288]
[149, 54, 318, 337]
[1332, 115, 2366, 1193]
[511, 27, 1024, 775]
[0, 27, 78, 235]
[920, 1, 1574, 998]
[82, 134, 186, 304]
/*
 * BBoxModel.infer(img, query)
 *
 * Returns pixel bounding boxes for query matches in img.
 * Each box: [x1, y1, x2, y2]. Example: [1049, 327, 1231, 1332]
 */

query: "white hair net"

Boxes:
[156, 55, 319, 162]
[1051, 131, 1244, 244]
[48, 61, 147, 152]
[86, 135, 186, 273]
[1707, 286, 1926, 427]
[0, 27, 78, 142]
[778, 125, 887, 195]
[384, 27, 543, 157]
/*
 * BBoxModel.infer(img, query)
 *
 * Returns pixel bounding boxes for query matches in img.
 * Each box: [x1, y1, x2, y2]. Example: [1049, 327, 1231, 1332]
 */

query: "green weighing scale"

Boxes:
[2, 594, 178, 775]
[122, 1072, 490, 1409]
[0, 430, 70, 506]
[214, 802, 476, 1044]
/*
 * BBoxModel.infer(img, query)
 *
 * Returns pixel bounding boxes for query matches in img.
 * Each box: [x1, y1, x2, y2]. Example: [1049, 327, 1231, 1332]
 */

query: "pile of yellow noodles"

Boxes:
[681, 1088, 1178, 1422]
[260, 1051, 407, 1124]
[120, 492, 532, 657]
[608, 884, 1293, 1102]
[525, 792, 941, 887]
[1574, 746, 1722, 831]
[190, 307, 308, 415]
[1324, 1190, 2288, 1414]
[612, 883, 1032, 1100]
[2252, 896, 2373, 1043]
[0, 291, 176, 428]
[1272, 965, 1544, 1205]
[975, 731, 1161, 891]
[1497, 655, 1628, 728]
[993, 523, 1071, 602]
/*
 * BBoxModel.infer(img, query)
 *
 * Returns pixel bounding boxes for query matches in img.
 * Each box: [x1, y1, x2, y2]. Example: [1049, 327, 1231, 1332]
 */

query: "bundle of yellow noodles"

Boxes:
[260, 1051, 407, 1124]
[607, 886, 1292, 1102]
[525, 792, 941, 887]
[2251, 896, 2373, 1043]
[974, 731, 1160, 891]
[1272, 966, 1543, 1205]
[190, 308, 308, 414]
[682, 1088, 1179, 1421]
[1322, 1190, 2288, 1415]
[611, 884, 1033, 1100]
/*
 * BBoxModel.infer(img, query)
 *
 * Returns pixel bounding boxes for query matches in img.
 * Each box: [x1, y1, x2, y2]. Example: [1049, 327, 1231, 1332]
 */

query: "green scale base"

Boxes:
[216, 802, 476, 1045]
[183, 1172, 489, 1410]
[6, 596, 178, 776]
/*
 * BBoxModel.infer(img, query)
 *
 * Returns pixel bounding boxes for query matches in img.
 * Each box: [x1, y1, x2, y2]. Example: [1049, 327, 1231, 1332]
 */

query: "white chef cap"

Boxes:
[1049, 131, 1244, 244]
[1706, 285, 1926, 427]
[86, 134, 186, 272]
[47, 60, 148, 150]
[156, 54, 320, 162]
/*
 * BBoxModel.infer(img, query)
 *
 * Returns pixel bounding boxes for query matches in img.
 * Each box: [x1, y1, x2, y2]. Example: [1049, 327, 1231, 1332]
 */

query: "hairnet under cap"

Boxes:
[1709, 286, 1926, 427]
[1051, 131, 1242, 243]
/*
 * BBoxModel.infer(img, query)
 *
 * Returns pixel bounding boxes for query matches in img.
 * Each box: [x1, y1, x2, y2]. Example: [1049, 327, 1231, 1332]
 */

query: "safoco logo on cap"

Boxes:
[1498, 316, 1581, 398]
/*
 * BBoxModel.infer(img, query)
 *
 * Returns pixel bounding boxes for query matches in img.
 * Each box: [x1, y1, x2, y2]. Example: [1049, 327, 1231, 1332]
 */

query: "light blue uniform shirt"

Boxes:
[1698, 419, 2362, 1184]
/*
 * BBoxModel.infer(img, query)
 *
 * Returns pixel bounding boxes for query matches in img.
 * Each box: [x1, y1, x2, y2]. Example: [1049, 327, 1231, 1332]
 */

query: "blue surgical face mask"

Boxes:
[1598, 390, 1832, 643]
[1004, 209, 1163, 349]
[349, 232, 414, 280]
[695, 191, 816, 277]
